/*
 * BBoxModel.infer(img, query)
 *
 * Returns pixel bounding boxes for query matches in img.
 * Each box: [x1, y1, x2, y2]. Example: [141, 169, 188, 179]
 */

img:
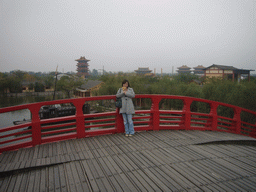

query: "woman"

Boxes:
[116, 79, 135, 136]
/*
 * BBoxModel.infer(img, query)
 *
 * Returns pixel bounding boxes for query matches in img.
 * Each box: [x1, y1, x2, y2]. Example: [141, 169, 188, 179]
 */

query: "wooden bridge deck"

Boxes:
[1, 130, 256, 191]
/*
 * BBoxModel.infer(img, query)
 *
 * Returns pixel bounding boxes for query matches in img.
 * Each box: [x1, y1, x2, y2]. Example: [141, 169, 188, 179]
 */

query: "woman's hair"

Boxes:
[122, 79, 130, 87]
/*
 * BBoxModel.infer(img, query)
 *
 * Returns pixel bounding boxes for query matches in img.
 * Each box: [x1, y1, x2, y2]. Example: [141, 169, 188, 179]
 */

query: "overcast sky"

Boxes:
[1, 0, 256, 74]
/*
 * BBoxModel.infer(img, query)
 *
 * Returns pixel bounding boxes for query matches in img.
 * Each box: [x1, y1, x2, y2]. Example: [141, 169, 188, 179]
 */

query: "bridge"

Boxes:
[0, 95, 256, 191]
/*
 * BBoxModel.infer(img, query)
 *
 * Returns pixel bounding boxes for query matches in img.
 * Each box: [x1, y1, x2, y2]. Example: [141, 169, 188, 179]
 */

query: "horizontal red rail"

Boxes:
[0, 94, 256, 153]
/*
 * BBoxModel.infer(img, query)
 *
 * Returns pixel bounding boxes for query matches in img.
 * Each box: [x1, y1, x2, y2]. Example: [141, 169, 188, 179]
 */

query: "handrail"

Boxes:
[0, 94, 255, 153]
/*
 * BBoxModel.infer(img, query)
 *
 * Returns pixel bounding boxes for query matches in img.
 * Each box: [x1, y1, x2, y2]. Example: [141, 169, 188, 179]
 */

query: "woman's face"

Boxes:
[123, 82, 128, 88]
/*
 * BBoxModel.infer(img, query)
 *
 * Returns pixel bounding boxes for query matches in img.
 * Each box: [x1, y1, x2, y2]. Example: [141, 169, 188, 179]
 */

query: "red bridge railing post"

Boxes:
[209, 103, 218, 131]
[233, 108, 242, 135]
[150, 96, 161, 131]
[30, 105, 42, 146]
[73, 100, 86, 138]
[182, 98, 193, 130]
[116, 108, 125, 133]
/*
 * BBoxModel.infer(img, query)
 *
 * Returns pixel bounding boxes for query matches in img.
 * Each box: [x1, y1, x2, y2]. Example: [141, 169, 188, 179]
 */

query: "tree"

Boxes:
[43, 75, 54, 89]
[34, 82, 45, 92]
[57, 75, 84, 98]
[0, 73, 9, 95]
[28, 83, 34, 92]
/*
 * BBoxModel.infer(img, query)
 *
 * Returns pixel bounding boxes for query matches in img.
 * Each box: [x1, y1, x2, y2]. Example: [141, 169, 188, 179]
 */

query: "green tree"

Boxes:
[0, 73, 9, 95]
[173, 73, 199, 84]
[43, 75, 54, 89]
[57, 75, 84, 98]
[34, 82, 45, 92]
[28, 83, 34, 92]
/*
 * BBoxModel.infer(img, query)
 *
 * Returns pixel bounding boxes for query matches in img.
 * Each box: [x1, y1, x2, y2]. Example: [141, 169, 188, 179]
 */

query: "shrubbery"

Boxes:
[93, 73, 256, 112]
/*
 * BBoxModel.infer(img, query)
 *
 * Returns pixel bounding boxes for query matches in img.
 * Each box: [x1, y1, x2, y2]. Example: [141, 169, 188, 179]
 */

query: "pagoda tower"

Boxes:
[76, 56, 90, 78]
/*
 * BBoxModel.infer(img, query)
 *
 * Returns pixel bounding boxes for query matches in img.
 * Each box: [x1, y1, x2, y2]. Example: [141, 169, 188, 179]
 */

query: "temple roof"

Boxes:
[193, 65, 205, 69]
[203, 64, 238, 70]
[75, 56, 90, 62]
[134, 67, 152, 72]
[177, 65, 191, 69]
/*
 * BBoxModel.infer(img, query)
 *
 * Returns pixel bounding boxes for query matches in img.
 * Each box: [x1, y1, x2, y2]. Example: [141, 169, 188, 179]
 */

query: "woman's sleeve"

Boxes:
[125, 88, 135, 98]
[116, 88, 124, 98]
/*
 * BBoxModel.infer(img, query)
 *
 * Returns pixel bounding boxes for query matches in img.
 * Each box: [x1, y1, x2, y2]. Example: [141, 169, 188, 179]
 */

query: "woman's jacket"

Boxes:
[116, 87, 135, 114]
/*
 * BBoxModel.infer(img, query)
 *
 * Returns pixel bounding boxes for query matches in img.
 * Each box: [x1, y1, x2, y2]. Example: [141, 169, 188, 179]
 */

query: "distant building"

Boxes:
[177, 65, 191, 74]
[193, 65, 205, 75]
[202, 64, 254, 82]
[76, 56, 90, 78]
[75, 80, 104, 97]
[134, 67, 153, 75]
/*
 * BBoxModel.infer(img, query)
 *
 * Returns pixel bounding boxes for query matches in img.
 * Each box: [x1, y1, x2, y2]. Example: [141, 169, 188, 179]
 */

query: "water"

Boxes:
[0, 95, 64, 147]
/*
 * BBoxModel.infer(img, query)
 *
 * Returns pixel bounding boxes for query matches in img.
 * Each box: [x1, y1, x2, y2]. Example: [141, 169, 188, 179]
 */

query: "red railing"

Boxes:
[0, 95, 255, 153]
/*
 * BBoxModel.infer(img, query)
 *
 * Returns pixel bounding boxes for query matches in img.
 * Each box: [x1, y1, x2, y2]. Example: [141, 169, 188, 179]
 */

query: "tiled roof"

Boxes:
[177, 65, 191, 69]
[75, 56, 90, 62]
[135, 67, 152, 72]
[203, 64, 238, 70]
[80, 80, 103, 90]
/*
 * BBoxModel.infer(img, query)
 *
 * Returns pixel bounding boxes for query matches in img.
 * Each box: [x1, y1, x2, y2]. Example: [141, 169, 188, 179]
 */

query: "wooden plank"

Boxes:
[73, 139, 82, 152]
[40, 167, 47, 192]
[143, 167, 172, 191]
[42, 143, 49, 158]
[13, 148, 23, 162]
[108, 175, 124, 191]
[81, 160, 100, 192]
[64, 140, 72, 154]
[112, 155, 132, 172]
[100, 177, 115, 192]
[164, 164, 199, 190]
[206, 159, 241, 179]
[121, 153, 140, 170]
[74, 161, 91, 191]
[53, 142, 58, 156]
[33, 168, 41, 192]
[97, 157, 112, 176]
[192, 160, 225, 182]
[106, 156, 123, 174]
[69, 161, 84, 192]
[213, 158, 250, 177]
[237, 177, 256, 191]
[183, 161, 219, 184]
[64, 162, 77, 192]
[58, 164, 68, 192]
[48, 165, 54, 192]
[54, 165, 61, 192]
[174, 163, 208, 187]
[6, 174, 17, 192]
[48, 143, 53, 157]
[118, 172, 139, 192]
[12, 172, 24, 192]
[127, 171, 148, 191]
[19, 172, 29, 191]
[0, 176, 10, 192]
[56, 141, 62, 155]
[102, 156, 119, 175]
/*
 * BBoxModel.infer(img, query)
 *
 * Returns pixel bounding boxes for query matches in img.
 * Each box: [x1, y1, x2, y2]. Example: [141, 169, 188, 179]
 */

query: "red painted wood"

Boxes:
[0, 94, 255, 153]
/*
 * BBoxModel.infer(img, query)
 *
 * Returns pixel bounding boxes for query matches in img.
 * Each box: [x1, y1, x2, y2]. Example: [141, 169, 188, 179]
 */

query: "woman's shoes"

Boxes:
[125, 134, 133, 137]
[129, 134, 133, 137]
[125, 134, 129, 137]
